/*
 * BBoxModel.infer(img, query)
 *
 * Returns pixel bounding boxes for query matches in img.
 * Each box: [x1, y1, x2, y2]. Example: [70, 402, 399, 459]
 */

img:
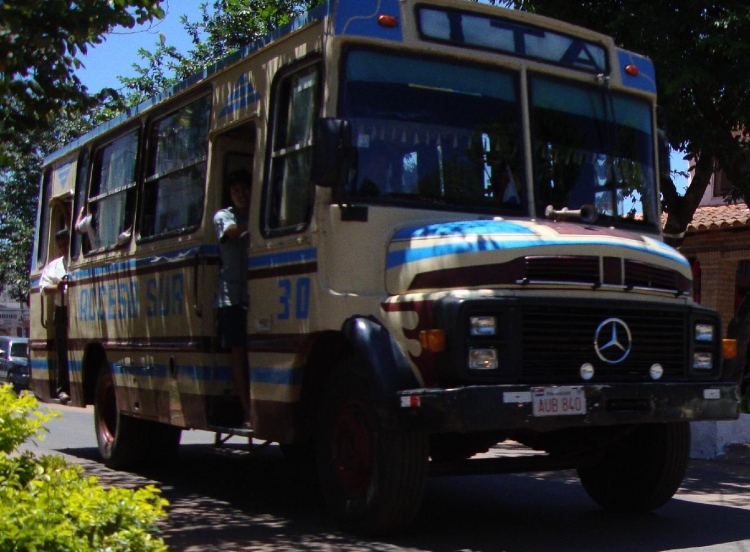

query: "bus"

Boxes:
[30, 0, 740, 535]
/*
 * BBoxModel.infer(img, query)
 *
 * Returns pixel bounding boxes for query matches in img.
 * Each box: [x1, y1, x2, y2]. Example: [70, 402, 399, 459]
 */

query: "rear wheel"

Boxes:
[577, 422, 690, 513]
[316, 358, 429, 535]
[94, 362, 182, 469]
[94, 362, 147, 469]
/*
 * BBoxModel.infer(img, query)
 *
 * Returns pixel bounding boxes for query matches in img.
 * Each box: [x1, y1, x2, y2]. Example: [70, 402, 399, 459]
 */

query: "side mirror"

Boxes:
[311, 118, 353, 188]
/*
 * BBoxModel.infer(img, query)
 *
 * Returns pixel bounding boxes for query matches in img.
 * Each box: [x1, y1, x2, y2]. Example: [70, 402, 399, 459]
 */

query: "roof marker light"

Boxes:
[625, 64, 640, 77]
[378, 14, 398, 28]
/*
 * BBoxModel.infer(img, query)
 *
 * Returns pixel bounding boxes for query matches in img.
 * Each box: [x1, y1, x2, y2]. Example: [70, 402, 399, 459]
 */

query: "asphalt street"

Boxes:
[19, 403, 750, 552]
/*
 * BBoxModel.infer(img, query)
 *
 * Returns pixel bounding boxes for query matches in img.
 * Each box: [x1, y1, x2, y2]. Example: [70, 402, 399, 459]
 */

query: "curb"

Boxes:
[716, 443, 750, 465]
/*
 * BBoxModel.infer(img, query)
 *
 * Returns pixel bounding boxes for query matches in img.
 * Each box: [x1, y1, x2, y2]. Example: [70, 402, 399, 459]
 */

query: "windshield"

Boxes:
[530, 76, 658, 228]
[340, 49, 524, 213]
[10, 343, 27, 358]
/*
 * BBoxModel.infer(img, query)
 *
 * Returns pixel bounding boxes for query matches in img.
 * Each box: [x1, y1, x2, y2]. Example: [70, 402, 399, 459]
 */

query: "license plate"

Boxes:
[532, 386, 586, 417]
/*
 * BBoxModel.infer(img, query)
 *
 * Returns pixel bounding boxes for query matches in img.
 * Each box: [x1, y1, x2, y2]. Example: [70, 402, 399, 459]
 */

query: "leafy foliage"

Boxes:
[0, 0, 165, 151]
[0, 384, 168, 551]
[0, 0, 165, 303]
[506, 0, 750, 242]
[119, 0, 323, 101]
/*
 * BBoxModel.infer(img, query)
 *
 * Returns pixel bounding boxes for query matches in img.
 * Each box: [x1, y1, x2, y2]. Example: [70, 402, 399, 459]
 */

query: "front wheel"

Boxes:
[316, 358, 429, 535]
[577, 422, 690, 513]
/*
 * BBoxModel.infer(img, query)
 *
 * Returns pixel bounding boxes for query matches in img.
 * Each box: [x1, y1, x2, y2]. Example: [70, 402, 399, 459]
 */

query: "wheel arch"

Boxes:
[293, 316, 421, 443]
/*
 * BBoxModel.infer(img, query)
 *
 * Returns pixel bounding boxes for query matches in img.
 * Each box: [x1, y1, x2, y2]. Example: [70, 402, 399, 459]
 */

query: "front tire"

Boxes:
[577, 422, 690, 513]
[316, 358, 429, 535]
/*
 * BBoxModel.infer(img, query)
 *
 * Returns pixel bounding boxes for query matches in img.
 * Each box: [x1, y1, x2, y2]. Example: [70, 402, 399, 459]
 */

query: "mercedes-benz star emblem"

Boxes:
[594, 318, 632, 364]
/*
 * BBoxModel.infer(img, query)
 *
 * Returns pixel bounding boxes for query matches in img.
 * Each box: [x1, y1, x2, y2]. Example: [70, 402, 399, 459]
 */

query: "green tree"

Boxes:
[0, 0, 165, 302]
[118, 0, 322, 103]
[506, 1, 750, 243]
[0, 105, 120, 302]
[0, 0, 165, 155]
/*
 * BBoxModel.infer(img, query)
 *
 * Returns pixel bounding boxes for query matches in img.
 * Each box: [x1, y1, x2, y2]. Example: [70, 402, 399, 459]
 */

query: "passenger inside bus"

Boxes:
[39, 228, 71, 403]
[74, 206, 98, 251]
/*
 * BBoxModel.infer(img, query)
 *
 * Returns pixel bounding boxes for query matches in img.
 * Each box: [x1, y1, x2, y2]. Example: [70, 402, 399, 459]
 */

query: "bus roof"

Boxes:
[44, 1, 331, 166]
[44, 0, 653, 166]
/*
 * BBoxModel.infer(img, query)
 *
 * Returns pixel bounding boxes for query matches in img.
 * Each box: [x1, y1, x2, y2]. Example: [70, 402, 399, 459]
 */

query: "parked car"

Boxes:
[0, 336, 30, 393]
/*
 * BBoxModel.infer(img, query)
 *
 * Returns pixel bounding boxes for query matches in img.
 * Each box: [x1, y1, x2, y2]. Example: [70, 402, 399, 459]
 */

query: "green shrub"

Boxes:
[0, 384, 168, 552]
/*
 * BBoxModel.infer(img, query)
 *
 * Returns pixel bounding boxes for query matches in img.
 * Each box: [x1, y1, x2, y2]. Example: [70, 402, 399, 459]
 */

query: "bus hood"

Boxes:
[385, 219, 692, 295]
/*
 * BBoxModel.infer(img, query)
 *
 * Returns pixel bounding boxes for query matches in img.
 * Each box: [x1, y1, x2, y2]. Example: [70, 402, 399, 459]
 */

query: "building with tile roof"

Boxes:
[680, 178, 750, 335]
[680, 172, 750, 458]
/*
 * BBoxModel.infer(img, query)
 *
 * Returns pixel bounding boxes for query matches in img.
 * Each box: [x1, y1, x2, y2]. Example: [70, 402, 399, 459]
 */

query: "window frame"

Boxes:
[262, 58, 322, 238]
[71, 148, 91, 258]
[137, 91, 212, 244]
[84, 124, 142, 253]
[35, 169, 53, 267]
[337, 46, 526, 215]
[528, 71, 659, 230]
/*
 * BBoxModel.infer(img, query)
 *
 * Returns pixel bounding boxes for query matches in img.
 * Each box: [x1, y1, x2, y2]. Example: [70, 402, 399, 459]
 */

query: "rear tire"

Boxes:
[94, 362, 182, 469]
[577, 422, 690, 513]
[94, 362, 148, 469]
[316, 358, 429, 535]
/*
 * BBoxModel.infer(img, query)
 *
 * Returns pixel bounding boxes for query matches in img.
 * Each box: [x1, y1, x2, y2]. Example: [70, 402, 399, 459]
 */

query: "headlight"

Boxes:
[695, 323, 715, 342]
[470, 316, 496, 336]
[693, 352, 713, 370]
[468, 348, 498, 370]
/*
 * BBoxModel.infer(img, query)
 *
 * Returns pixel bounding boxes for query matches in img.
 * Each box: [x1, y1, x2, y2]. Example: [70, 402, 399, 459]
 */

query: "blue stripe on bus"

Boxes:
[248, 248, 318, 269]
[250, 367, 303, 386]
[387, 237, 689, 269]
[31, 359, 82, 374]
[31, 245, 218, 288]
[31, 245, 315, 288]
[33, 360, 302, 387]
[393, 220, 535, 240]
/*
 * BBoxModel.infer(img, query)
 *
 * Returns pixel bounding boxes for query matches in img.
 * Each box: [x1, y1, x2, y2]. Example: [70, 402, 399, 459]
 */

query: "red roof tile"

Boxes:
[686, 203, 750, 232]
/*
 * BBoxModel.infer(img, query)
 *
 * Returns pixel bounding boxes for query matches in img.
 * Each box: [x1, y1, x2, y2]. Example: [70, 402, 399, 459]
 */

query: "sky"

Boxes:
[75, 1, 207, 93]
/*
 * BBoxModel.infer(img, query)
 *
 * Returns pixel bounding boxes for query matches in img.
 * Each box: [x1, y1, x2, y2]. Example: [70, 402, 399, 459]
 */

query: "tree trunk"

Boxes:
[662, 155, 713, 249]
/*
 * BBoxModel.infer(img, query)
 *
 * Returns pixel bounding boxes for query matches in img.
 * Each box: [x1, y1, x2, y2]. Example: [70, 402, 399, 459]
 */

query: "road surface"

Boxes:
[19, 403, 750, 552]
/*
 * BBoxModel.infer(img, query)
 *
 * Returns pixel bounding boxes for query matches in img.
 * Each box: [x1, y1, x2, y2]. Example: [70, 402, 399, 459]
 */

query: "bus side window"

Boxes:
[36, 169, 53, 267]
[88, 130, 139, 250]
[140, 94, 211, 240]
[71, 149, 90, 257]
[265, 63, 320, 234]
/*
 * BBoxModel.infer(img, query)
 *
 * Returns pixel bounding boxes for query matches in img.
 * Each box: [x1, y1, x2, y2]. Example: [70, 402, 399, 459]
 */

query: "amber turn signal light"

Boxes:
[419, 329, 446, 352]
[378, 14, 398, 27]
[723, 338, 737, 360]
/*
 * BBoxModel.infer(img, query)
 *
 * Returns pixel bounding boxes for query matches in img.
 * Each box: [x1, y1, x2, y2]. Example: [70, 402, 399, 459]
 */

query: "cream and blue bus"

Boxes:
[30, 0, 739, 535]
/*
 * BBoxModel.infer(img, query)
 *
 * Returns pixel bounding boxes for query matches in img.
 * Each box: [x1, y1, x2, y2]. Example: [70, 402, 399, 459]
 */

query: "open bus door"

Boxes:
[39, 191, 74, 403]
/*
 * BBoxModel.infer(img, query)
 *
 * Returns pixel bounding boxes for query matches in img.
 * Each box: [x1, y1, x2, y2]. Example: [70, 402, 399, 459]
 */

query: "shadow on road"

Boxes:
[57, 443, 750, 552]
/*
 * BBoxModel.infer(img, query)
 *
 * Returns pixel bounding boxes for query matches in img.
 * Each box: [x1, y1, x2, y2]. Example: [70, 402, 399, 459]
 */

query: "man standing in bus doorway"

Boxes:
[39, 228, 71, 403]
[214, 170, 252, 428]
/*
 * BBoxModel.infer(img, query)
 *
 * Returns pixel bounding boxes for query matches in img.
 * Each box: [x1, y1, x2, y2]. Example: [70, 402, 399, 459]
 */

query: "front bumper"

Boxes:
[394, 382, 740, 433]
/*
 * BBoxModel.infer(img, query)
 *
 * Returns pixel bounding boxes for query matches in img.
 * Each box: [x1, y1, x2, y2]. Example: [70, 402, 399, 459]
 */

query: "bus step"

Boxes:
[208, 425, 255, 443]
